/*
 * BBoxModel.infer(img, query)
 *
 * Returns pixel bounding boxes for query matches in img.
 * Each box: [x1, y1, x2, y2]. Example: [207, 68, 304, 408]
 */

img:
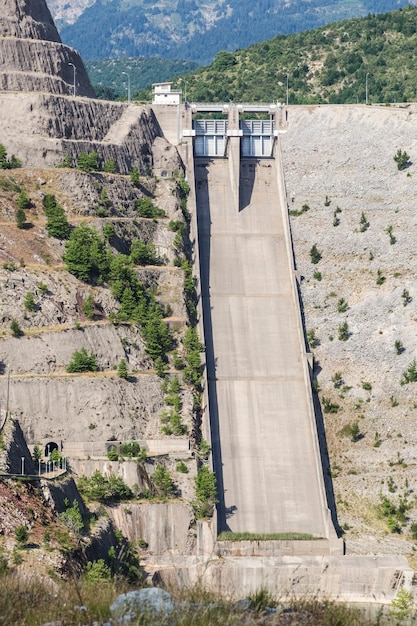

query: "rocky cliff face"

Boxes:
[0, 418, 35, 475]
[0, 166, 192, 447]
[0, 0, 94, 97]
[0, 92, 181, 175]
[2, 0, 61, 42]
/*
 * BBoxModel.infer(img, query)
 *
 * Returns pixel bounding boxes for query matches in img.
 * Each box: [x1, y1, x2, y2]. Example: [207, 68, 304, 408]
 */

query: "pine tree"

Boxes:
[15, 208, 26, 229]
[117, 358, 128, 379]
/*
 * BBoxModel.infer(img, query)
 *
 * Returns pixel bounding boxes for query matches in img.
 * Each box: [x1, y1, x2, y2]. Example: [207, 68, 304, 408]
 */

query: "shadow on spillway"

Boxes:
[239, 160, 257, 212]
[194, 158, 229, 533]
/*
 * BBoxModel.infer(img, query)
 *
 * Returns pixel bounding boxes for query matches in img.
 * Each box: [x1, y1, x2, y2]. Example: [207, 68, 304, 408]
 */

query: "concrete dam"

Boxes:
[158, 101, 339, 548]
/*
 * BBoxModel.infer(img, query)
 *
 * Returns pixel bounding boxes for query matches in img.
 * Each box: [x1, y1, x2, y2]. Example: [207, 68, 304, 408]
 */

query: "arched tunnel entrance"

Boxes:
[44, 441, 58, 457]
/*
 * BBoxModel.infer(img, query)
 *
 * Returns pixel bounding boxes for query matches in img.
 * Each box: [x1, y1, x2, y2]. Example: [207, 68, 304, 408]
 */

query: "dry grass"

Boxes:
[0, 572, 389, 625]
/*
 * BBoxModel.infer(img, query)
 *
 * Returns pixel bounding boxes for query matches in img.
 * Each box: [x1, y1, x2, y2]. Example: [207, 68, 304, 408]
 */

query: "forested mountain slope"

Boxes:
[47, 0, 414, 64]
[170, 5, 417, 104]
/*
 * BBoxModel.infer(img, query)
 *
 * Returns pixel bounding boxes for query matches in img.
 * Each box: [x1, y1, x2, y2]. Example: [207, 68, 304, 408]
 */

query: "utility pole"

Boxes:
[366, 72, 369, 105]
[122, 71, 131, 103]
[286, 73, 289, 106]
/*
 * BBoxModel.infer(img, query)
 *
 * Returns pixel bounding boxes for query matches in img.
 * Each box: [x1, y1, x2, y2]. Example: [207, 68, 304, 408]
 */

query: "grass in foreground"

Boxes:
[0, 571, 397, 626]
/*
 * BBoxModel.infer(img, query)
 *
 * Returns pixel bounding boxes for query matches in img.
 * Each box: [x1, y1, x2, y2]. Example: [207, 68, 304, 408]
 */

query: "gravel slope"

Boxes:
[280, 104, 417, 558]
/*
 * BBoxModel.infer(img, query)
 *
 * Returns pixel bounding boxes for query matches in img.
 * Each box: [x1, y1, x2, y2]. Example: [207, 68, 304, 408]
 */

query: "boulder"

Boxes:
[110, 588, 174, 620]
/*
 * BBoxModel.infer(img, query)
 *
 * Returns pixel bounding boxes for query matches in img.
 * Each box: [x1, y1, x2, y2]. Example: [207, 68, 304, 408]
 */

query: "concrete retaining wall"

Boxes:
[106, 501, 195, 555]
[215, 539, 331, 557]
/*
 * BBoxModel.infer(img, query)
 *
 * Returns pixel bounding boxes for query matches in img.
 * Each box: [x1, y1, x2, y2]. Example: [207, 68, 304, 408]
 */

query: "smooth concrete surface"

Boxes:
[195, 157, 331, 537]
[147, 554, 415, 604]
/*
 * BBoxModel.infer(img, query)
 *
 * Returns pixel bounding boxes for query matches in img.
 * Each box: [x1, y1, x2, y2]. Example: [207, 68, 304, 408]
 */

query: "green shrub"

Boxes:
[49, 449, 62, 463]
[395, 339, 405, 355]
[390, 395, 399, 407]
[3, 262, 16, 271]
[386, 225, 396, 245]
[309, 244, 321, 264]
[322, 396, 340, 414]
[134, 197, 166, 218]
[15, 208, 26, 229]
[42, 194, 71, 240]
[60, 500, 84, 535]
[119, 441, 141, 457]
[85, 559, 111, 582]
[248, 588, 278, 612]
[340, 421, 361, 442]
[176, 461, 188, 473]
[14, 525, 28, 545]
[393, 148, 410, 171]
[10, 319, 23, 338]
[17, 190, 31, 210]
[338, 321, 349, 341]
[24, 292, 36, 313]
[37, 281, 48, 295]
[192, 466, 217, 519]
[130, 166, 140, 187]
[77, 470, 132, 503]
[117, 358, 129, 379]
[107, 448, 119, 461]
[103, 159, 116, 173]
[359, 211, 368, 232]
[306, 329, 319, 348]
[198, 439, 211, 460]
[81, 293, 95, 319]
[402, 288, 412, 306]
[289, 203, 309, 217]
[77, 151, 99, 172]
[32, 443, 42, 462]
[64, 224, 110, 283]
[400, 359, 417, 385]
[152, 464, 176, 498]
[57, 154, 72, 168]
[66, 347, 98, 373]
[331, 372, 343, 388]
[0, 144, 11, 169]
[337, 298, 348, 313]
[391, 587, 414, 621]
[103, 222, 115, 240]
[129, 238, 159, 265]
[376, 269, 386, 285]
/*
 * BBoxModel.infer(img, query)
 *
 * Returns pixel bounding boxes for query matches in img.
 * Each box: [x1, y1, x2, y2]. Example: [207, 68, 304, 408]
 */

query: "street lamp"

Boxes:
[68, 62, 76, 97]
[365, 72, 369, 105]
[122, 71, 131, 103]
[286, 73, 289, 106]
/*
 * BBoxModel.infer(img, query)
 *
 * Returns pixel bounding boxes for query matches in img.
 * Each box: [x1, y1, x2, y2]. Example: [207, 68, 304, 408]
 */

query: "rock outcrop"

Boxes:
[2, 0, 61, 42]
[0, 0, 94, 97]
[0, 418, 35, 475]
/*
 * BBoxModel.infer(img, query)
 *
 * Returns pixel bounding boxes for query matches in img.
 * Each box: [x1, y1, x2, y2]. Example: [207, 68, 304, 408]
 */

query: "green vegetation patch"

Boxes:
[217, 531, 319, 541]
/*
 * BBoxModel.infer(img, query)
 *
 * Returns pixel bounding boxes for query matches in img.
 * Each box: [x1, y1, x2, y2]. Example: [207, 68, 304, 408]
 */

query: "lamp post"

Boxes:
[68, 62, 76, 97]
[286, 73, 289, 106]
[365, 72, 369, 105]
[122, 71, 131, 103]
